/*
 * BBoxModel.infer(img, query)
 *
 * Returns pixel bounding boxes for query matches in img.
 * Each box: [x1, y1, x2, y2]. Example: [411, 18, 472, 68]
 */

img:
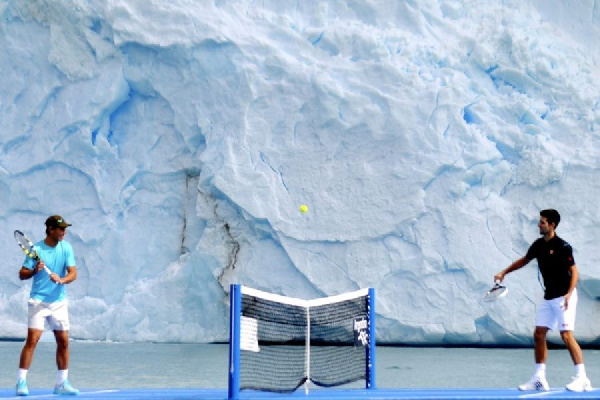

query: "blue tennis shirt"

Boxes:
[23, 240, 76, 303]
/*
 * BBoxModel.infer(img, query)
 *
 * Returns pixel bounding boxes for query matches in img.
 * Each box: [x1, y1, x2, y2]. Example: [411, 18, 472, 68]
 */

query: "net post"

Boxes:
[228, 284, 242, 400]
[366, 287, 376, 389]
[304, 306, 311, 395]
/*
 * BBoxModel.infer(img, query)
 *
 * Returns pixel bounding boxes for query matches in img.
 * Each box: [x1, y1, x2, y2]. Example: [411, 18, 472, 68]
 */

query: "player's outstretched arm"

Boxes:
[494, 257, 530, 282]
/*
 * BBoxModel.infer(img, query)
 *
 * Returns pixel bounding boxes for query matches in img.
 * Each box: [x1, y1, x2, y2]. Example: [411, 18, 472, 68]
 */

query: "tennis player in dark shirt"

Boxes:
[494, 209, 591, 392]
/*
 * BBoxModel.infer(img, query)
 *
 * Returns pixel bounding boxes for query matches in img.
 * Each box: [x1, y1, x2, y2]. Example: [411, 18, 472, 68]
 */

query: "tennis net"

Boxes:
[228, 284, 376, 399]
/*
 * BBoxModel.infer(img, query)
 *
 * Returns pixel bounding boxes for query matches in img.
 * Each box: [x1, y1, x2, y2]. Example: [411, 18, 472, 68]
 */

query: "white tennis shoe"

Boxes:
[518, 375, 549, 391]
[53, 379, 79, 395]
[566, 376, 592, 392]
[15, 379, 28, 396]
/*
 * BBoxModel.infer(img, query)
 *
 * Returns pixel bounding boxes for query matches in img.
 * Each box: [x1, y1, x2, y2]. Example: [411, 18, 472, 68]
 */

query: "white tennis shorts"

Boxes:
[535, 288, 577, 331]
[28, 299, 70, 331]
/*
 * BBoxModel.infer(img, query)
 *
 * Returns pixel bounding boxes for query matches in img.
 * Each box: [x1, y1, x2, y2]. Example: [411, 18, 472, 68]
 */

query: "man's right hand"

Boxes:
[34, 261, 45, 274]
[493, 271, 505, 283]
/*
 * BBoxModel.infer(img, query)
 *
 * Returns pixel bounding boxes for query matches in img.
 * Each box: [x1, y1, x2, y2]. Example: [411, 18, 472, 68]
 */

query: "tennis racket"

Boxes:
[14, 230, 53, 277]
[483, 280, 508, 302]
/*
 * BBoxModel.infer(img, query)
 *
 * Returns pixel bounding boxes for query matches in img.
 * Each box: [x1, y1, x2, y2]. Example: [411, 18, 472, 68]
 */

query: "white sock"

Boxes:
[535, 363, 546, 378]
[17, 369, 28, 381]
[575, 364, 586, 378]
[57, 370, 68, 385]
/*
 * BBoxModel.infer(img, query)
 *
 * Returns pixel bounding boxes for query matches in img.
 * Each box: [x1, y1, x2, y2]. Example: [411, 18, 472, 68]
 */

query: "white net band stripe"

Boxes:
[240, 286, 369, 308]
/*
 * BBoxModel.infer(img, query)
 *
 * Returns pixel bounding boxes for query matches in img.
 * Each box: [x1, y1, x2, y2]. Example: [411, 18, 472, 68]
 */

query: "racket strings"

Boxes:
[15, 236, 33, 251]
[15, 236, 31, 249]
[484, 284, 507, 301]
[489, 286, 503, 294]
[14, 231, 39, 260]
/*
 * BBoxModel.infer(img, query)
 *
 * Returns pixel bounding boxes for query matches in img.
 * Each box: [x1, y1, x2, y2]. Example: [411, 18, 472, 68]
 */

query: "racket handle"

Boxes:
[42, 265, 59, 284]
[35, 260, 58, 283]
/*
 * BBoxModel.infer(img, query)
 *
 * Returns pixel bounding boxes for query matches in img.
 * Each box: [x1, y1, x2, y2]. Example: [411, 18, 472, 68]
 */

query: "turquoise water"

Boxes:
[1, 341, 599, 390]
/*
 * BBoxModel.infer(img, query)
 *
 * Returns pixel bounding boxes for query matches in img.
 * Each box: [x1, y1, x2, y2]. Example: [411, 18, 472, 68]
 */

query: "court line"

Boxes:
[23, 389, 119, 399]
[518, 390, 569, 398]
[81, 390, 120, 395]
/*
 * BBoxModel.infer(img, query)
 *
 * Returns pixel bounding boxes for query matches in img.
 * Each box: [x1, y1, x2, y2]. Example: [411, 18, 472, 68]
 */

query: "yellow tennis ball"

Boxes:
[300, 205, 308, 213]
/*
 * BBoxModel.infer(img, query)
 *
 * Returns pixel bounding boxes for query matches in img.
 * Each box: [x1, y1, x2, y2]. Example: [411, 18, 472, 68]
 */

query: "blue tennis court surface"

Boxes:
[1, 388, 599, 399]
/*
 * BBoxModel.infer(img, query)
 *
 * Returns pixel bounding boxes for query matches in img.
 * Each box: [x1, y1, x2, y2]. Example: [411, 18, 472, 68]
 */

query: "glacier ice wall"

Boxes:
[1, 0, 600, 344]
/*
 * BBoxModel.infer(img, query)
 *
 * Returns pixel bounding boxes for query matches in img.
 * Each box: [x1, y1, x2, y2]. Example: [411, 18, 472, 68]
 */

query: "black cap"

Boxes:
[45, 215, 72, 229]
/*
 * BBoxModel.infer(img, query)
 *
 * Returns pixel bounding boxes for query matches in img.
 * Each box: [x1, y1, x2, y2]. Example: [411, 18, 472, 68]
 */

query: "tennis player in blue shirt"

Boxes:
[15, 215, 79, 396]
